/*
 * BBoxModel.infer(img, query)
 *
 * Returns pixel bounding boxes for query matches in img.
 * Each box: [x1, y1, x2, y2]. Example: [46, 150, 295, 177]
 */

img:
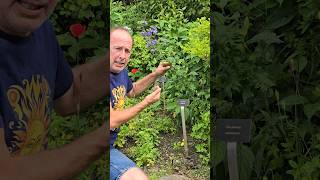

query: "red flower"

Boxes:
[69, 23, 86, 38]
[131, 68, 138, 74]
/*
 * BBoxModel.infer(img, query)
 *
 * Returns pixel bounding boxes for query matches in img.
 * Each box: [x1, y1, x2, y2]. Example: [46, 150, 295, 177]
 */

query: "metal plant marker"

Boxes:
[159, 76, 167, 114]
[215, 119, 251, 180]
[177, 99, 190, 156]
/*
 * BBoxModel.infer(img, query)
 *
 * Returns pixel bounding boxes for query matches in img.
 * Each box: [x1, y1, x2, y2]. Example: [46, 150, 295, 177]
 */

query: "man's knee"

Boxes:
[120, 167, 149, 180]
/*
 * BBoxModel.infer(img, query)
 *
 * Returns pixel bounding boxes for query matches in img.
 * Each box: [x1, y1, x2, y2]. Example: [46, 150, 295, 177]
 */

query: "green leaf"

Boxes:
[212, 140, 226, 166]
[241, 17, 250, 37]
[78, 38, 100, 49]
[239, 145, 255, 180]
[68, 43, 80, 59]
[56, 33, 76, 46]
[256, 73, 275, 89]
[242, 88, 254, 103]
[264, 7, 294, 30]
[247, 31, 283, 45]
[89, 0, 100, 7]
[304, 103, 320, 120]
[276, 0, 284, 6]
[219, 0, 229, 9]
[294, 56, 308, 73]
[289, 160, 298, 168]
[279, 95, 308, 106]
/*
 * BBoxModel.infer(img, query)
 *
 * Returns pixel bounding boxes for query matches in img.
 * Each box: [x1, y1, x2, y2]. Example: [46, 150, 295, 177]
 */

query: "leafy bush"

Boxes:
[111, 0, 210, 166]
[212, 0, 320, 179]
[115, 98, 175, 167]
[48, 1, 108, 179]
[50, 0, 107, 64]
[113, 0, 210, 21]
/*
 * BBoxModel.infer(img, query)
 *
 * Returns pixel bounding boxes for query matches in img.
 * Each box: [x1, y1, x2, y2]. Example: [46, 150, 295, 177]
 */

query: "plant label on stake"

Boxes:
[158, 76, 167, 112]
[177, 99, 190, 156]
[215, 119, 252, 180]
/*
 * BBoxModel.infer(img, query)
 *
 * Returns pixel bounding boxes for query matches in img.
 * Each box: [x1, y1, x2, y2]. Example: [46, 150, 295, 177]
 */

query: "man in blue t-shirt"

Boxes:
[0, 0, 107, 179]
[110, 28, 170, 180]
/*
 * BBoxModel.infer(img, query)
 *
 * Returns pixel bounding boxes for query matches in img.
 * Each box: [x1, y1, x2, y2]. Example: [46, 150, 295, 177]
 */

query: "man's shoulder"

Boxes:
[110, 69, 132, 87]
[119, 68, 129, 75]
[34, 20, 56, 39]
[111, 69, 129, 78]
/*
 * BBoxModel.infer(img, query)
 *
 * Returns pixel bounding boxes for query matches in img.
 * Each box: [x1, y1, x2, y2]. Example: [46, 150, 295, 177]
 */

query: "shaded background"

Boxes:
[212, 0, 320, 179]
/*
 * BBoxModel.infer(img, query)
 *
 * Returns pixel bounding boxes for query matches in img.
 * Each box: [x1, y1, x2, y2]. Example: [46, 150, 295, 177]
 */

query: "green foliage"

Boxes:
[182, 17, 210, 59]
[50, 0, 107, 64]
[48, 101, 108, 179]
[213, 0, 320, 179]
[113, 0, 210, 21]
[49, 1, 107, 178]
[115, 98, 175, 167]
[111, 0, 210, 168]
[191, 111, 210, 164]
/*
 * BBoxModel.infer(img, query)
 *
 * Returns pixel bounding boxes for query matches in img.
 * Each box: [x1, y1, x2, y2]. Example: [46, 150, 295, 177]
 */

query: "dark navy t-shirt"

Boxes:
[110, 69, 133, 146]
[0, 20, 73, 156]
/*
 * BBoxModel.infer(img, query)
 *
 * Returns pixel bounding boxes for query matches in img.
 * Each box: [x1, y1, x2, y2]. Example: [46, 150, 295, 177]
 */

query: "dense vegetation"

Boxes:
[212, 0, 320, 179]
[111, 0, 210, 178]
[49, 0, 108, 179]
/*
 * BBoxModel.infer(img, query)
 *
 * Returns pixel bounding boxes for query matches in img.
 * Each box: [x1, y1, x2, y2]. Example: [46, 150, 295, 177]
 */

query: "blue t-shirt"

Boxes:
[0, 20, 73, 156]
[110, 69, 133, 146]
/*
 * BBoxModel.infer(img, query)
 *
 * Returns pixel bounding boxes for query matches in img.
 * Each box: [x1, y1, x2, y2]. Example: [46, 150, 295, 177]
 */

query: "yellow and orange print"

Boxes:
[112, 85, 126, 110]
[7, 75, 51, 156]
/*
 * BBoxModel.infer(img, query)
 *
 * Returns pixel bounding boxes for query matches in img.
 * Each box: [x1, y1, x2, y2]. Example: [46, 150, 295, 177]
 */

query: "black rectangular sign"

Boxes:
[177, 99, 190, 106]
[215, 119, 251, 143]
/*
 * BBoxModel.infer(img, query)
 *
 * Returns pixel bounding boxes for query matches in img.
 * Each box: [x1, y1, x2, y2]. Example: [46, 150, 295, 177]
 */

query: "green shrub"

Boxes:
[49, 1, 108, 179]
[212, 0, 320, 179]
[111, 0, 210, 166]
[115, 98, 175, 167]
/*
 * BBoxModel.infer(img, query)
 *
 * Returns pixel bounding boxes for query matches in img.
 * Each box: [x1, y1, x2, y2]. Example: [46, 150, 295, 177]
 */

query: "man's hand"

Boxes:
[110, 86, 162, 128]
[0, 124, 107, 179]
[155, 62, 171, 76]
[143, 85, 161, 105]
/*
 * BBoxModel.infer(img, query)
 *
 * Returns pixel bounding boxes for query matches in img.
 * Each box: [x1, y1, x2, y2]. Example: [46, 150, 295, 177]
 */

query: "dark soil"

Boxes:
[120, 131, 210, 180]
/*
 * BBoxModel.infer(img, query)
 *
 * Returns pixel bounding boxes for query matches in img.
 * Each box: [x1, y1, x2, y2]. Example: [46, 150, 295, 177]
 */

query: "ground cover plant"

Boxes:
[212, 0, 320, 179]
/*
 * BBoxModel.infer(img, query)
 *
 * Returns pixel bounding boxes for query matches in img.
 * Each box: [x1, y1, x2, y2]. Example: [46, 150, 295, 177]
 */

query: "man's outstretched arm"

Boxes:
[127, 62, 170, 98]
[110, 86, 161, 129]
[54, 55, 108, 116]
[0, 124, 107, 180]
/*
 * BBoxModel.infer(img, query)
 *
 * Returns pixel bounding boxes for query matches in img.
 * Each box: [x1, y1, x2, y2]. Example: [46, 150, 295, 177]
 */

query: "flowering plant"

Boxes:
[129, 67, 143, 81]
[131, 68, 139, 74]
[69, 23, 86, 38]
[140, 22, 158, 54]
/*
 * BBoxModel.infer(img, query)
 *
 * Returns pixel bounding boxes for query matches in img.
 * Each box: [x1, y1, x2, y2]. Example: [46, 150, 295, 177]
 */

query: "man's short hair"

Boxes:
[110, 26, 133, 43]
[111, 26, 132, 35]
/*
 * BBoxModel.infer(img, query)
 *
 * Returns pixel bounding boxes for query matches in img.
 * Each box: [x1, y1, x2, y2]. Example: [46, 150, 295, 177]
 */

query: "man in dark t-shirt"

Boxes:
[0, 0, 107, 179]
[0, 20, 73, 156]
[109, 28, 170, 180]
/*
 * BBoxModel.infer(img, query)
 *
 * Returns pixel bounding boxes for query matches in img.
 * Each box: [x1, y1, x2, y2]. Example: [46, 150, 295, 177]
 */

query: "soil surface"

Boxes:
[120, 132, 210, 180]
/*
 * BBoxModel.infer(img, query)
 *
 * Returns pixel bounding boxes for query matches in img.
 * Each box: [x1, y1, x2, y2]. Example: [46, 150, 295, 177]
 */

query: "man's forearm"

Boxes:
[110, 100, 149, 128]
[130, 71, 158, 97]
[0, 126, 107, 180]
[74, 56, 108, 110]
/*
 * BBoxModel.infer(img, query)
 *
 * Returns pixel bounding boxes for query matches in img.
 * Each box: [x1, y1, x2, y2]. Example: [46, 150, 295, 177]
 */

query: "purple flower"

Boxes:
[150, 26, 158, 34]
[146, 31, 152, 36]
[141, 31, 147, 36]
[150, 39, 157, 45]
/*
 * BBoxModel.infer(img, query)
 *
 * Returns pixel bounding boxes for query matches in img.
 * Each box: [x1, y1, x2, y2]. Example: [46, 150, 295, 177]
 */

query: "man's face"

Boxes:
[110, 29, 133, 73]
[0, 0, 57, 37]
